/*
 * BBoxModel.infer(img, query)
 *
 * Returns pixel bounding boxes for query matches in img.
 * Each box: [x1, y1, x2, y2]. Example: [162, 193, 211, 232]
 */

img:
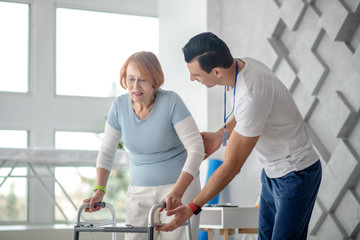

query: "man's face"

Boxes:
[186, 60, 218, 88]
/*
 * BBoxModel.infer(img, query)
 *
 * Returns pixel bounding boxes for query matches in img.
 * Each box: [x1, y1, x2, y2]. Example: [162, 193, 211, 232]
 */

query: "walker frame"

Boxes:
[73, 202, 192, 240]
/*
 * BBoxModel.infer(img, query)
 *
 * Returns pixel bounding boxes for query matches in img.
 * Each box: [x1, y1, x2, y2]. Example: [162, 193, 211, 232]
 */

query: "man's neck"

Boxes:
[223, 58, 244, 88]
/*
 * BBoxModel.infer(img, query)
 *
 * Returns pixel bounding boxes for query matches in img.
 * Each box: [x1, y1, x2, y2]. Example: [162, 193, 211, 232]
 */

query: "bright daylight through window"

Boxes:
[54, 6, 159, 220]
[0, 1, 29, 93]
[0, 130, 28, 223]
[55, 131, 129, 222]
[56, 8, 159, 98]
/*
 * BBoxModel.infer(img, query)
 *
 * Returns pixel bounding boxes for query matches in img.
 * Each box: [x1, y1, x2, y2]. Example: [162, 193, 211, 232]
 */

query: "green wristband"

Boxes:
[94, 185, 106, 194]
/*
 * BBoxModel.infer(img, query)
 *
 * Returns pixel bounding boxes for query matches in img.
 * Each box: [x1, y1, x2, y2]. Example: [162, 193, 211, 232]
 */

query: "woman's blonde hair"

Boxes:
[120, 51, 164, 89]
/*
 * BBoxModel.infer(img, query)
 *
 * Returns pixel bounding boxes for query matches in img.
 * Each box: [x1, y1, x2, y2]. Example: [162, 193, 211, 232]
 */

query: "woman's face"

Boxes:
[126, 62, 155, 105]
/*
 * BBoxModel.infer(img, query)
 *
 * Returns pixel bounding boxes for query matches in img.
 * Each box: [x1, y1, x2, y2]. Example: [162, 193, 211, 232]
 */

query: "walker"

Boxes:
[73, 202, 192, 240]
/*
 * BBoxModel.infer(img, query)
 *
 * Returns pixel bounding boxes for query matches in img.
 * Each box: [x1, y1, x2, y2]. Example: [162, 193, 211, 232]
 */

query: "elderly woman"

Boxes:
[83, 51, 204, 240]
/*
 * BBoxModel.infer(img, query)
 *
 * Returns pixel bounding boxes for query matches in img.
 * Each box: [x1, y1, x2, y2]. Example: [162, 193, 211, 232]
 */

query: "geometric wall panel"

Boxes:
[309, 200, 326, 235]
[274, 58, 297, 92]
[264, 0, 360, 238]
[268, 37, 289, 57]
[352, 45, 360, 80]
[343, 0, 360, 13]
[292, 81, 317, 120]
[307, 125, 331, 162]
[298, 51, 328, 95]
[295, 5, 323, 50]
[349, 120, 360, 166]
[315, 213, 345, 240]
[327, 140, 359, 189]
[321, 0, 360, 42]
[279, 0, 307, 30]
[317, 164, 343, 211]
[355, 177, 360, 203]
[262, 1, 281, 36]
[221, 0, 360, 239]
[324, 91, 357, 138]
[334, 190, 360, 237]
[341, 71, 360, 112]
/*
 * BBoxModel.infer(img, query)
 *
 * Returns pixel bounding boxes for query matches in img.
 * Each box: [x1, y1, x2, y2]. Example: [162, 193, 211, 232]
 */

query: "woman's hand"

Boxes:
[162, 192, 182, 211]
[201, 131, 222, 159]
[83, 190, 105, 212]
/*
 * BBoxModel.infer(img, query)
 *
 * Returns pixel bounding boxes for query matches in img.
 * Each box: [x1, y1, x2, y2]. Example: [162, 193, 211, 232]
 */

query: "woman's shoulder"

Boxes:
[113, 93, 130, 104]
[157, 89, 181, 101]
[109, 93, 130, 114]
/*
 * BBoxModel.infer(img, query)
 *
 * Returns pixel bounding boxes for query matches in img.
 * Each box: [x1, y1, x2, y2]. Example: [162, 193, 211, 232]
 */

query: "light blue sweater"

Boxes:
[107, 89, 191, 186]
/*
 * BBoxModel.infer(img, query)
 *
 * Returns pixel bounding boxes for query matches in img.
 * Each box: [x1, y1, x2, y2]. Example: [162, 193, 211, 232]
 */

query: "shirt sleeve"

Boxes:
[234, 93, 272, 137]
[170, 92, 191, 125]
[96, 122, 122, 171]
[174, 115, 205, 177]
[106, 98, 122, 132]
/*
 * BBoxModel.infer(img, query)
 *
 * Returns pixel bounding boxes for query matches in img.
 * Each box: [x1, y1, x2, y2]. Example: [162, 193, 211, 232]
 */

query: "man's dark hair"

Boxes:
[182, 32, 233, 73]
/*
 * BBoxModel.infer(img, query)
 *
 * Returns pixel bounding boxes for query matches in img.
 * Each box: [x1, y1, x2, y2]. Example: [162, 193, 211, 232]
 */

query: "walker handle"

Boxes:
[148, 202, 166, 226]
[92, 202, 106, 208]
[75, 202, 113, 226]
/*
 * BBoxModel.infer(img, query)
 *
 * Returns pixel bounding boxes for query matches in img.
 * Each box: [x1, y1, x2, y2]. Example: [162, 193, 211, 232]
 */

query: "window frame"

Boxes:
[0, 0, 157, 226]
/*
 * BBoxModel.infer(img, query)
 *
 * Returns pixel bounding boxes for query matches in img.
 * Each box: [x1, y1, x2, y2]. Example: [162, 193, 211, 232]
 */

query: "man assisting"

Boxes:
[158, 32, 322, 240]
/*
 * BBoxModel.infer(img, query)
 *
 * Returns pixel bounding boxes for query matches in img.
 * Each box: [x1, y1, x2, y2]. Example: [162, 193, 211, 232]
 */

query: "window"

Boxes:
[0, 167, 28, 222]
[0, 130, 28, 148]
[1, 2, 156, 226]
[0, 130, 28, 222]
[55, 167, 129, 222]
[56, 8, 159, 98]
[0, 1, 29, 93]
[54, 131, 128, 222]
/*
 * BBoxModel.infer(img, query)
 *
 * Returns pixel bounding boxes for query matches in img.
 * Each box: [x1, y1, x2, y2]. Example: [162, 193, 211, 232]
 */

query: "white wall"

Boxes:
[158, 0, 209, 132]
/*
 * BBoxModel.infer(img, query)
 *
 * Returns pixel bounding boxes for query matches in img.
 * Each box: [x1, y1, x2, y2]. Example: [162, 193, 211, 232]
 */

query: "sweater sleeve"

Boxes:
[174, 115, 205, 177]
[96, 122, 122, 171]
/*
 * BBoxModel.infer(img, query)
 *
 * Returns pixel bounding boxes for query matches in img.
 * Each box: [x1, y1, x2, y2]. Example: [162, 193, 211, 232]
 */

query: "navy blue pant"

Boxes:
[258, 160, 322, 240]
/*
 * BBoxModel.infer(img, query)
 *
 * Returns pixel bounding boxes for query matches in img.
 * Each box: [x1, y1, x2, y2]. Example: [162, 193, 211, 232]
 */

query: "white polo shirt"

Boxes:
[233, 57, 319, 178]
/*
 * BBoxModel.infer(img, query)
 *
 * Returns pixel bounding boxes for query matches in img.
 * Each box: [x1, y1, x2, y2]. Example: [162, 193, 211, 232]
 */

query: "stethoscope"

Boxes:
[223, 59, 238, 146]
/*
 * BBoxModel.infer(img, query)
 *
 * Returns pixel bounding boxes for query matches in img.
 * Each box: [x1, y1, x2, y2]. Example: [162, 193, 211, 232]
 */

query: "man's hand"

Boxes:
[156, 205, 193, 232]
[201, 131, 222, 159]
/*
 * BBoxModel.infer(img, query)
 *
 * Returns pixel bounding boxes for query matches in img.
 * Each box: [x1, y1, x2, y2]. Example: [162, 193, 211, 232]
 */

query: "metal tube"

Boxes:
[147, 226, 154, 240]
[148, 202, 165, 227]
[73, 226, 79, 240]
[186, 219, 192, 240]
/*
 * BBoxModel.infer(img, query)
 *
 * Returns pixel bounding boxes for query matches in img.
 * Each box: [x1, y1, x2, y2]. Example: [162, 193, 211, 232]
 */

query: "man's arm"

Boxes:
[157, 130, 259, 232]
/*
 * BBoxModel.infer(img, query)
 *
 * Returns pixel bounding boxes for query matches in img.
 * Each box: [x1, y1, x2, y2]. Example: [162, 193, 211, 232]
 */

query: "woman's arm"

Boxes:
[164, 115, 205, 210]
[83, 167, 110, 212]
[83, 122, 122, 212]
[163, 171, 194, 211]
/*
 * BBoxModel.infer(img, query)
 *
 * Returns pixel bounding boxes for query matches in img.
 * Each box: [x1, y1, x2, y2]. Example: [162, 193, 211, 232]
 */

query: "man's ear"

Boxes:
[213, 67, 222, 78]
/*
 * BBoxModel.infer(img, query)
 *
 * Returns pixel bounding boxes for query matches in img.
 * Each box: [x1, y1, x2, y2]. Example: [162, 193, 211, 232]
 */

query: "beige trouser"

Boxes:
[125, 176, 201, 240]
